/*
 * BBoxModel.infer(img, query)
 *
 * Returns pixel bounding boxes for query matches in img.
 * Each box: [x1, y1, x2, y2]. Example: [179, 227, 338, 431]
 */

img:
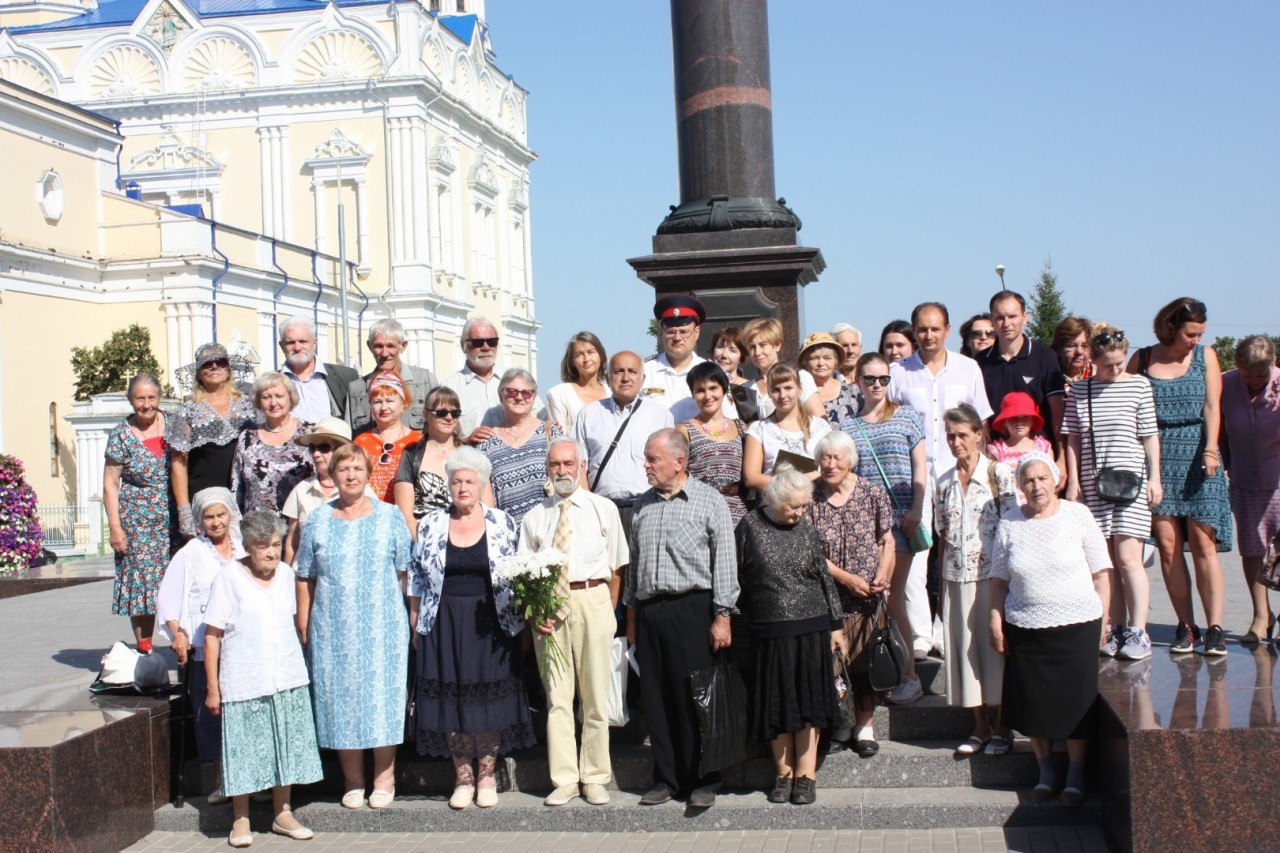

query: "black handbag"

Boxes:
[689, 653, 750, 775]
[865, 596, 909, 693]
[1086, 379, 1142, 504]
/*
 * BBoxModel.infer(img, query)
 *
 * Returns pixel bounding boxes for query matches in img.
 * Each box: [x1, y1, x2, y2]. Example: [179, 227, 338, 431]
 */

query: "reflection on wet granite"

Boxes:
[0, 561, 113, 600]
[1097, 641, 1280, 852]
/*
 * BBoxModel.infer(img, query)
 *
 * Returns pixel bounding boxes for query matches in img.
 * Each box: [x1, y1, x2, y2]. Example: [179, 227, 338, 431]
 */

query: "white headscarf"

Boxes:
[190, 486, 242, 547]
[1015, 450, 1061, 486]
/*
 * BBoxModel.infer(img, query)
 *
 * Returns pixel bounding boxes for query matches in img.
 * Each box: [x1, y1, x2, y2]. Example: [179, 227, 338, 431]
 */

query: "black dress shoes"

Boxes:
[639, 785, 674, 806]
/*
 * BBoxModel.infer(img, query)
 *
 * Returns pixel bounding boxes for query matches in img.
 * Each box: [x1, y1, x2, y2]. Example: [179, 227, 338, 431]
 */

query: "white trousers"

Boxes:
[903, 493, 935, 650]
[533, 582, 615, 787]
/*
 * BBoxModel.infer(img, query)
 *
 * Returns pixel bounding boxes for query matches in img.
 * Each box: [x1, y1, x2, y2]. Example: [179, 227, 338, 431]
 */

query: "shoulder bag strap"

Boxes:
[851, 417, 903, 513]
[591, 400, 641, 492]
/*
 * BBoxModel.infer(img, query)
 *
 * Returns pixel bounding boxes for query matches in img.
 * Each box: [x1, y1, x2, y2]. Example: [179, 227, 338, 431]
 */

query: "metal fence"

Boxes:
[35, 503, 103, 554]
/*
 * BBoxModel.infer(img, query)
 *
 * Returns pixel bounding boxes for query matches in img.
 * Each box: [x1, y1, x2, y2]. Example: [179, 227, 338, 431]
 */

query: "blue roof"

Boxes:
[12, 0, 402, 34]
[436, 13, 476, 45]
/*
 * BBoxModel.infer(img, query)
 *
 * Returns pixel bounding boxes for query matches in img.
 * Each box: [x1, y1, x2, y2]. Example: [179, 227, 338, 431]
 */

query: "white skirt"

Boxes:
[943, 579, 1005, 708]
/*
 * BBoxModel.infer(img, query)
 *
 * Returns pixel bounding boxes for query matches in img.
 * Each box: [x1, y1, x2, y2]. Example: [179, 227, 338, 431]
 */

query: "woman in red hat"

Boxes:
[988, 392, 1052, 468]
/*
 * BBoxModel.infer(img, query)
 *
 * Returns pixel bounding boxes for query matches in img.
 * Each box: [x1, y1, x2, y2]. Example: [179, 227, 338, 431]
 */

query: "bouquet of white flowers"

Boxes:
[495, 548, 569, 676]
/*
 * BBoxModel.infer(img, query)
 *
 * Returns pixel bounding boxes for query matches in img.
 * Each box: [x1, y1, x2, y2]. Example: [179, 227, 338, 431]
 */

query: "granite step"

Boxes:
[156, 787, 1098, 833]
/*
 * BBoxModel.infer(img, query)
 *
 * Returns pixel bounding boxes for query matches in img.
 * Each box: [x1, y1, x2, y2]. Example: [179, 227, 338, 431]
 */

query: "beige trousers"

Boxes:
[533, 582, 616, 787]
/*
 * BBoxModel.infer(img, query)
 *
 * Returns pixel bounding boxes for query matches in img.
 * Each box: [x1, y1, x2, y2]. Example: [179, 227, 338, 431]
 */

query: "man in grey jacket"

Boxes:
[347, 319, 438, 432]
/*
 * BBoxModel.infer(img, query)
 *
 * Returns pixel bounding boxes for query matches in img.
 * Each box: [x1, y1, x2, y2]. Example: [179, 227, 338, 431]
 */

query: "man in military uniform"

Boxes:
[641, 294, 708, 421]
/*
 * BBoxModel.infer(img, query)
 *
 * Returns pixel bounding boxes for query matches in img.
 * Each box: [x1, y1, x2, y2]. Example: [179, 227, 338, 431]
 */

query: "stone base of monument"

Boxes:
[1096, 644, 1280, 852]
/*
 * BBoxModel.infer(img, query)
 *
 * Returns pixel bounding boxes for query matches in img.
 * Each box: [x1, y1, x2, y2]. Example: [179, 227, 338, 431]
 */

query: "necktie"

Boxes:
[552, 498, 573, 621]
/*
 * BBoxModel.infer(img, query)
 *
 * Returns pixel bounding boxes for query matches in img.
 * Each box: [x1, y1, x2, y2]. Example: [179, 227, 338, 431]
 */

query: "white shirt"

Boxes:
[203, 562, 310, 703]
[746, 416, 832, 473]
[573, 397, 674, 501]
[520, 489, 629, 582]
[284, 361, 331, 424]
[641, 352, 706, 411]
[546, 382, 606, 433]
[445, 364, 548, 434]
[156, 537, 244, 660]
[888, 350, 993, 483]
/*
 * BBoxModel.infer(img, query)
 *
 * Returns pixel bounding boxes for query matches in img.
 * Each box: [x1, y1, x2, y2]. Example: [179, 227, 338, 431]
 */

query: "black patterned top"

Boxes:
[684, 418, 747, 523]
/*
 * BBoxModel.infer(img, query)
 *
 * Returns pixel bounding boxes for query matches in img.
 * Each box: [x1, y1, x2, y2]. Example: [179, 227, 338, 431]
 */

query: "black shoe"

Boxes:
[1201, 624, 1227, 656]
[639, 785, 674, 806]
[822, 738, 849, 755]
[1060, 786, 1085, 807]
[1171, 622, 1200, 654]
[688, 785, 717, 808]
[766, 776, 793, 804]
[854, 739, 880, 758]
[790, 777, 816, 805]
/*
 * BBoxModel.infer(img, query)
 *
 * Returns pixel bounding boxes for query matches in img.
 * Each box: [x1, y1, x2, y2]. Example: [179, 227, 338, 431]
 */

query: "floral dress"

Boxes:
[295, 500, 411, 750]
[106, 421, 175, 616]
[808, 478, 894, 617]
[230, 422, 314, 514]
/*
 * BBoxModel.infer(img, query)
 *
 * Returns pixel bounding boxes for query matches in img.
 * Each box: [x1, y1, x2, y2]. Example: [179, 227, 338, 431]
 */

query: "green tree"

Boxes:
[1027, 259, 1068, 345]
[70, 325, 172, 401]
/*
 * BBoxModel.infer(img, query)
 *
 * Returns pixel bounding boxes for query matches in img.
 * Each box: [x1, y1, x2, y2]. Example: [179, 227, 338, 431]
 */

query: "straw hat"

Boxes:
[296, 416, 355, 448]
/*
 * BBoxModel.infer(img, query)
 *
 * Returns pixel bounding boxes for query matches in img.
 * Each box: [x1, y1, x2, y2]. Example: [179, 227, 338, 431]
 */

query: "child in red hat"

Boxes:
[988, 392, 1052, 467]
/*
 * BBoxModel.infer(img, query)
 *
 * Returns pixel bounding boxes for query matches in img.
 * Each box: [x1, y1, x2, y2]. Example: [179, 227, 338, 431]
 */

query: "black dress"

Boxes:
[415, 535, 535, 758]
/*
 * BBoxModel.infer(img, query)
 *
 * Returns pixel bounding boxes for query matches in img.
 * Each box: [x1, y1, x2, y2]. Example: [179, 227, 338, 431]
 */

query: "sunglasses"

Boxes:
[467, 337, 500, 348]
[860, 375, 891, 387]
[202, 358, 231, 370]
[379, 442, 395, 466]
[969, 330, 996, 339]
[430, 408, 462, 419]
[1092, 330, 1126, 347]
[503, 388, 535, 401]
[1176, 301, 1208, 320]
[309, 442, 335, 454]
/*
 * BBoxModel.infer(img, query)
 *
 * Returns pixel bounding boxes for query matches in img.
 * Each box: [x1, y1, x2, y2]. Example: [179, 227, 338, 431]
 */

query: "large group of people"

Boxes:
[102, 290, 1278, 843]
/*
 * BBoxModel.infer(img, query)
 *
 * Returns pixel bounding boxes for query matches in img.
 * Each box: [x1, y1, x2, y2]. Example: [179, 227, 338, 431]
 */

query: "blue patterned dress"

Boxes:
[1143, 345, 1233, 547]
[295, 500, 411, 749]
[105, 421, 174, 616]
[478, 422, 563, 525]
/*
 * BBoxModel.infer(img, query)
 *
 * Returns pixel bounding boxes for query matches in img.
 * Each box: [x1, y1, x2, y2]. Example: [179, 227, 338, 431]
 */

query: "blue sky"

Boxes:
[484, 2, 1279, 388]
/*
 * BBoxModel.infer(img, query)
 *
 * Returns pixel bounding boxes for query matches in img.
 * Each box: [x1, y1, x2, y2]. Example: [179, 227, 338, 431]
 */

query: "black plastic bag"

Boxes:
[689, 656, 750, 776]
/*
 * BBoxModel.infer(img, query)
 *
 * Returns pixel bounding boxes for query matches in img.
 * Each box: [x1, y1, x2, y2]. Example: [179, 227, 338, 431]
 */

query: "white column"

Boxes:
[258, 311, 277, 371]
[312, 179, 326, 254]
[277, 126, 291, 238]
[271, 129, 285, 237]
[176, 303, 193, 373]
[410, 118, 429, 262]
[397, 121, 413, 263]
[389, 120, 405, 263]
[164, 303, 181, 389]
[258, 127, 274, 235]
[354, 177, 370, 271]
[192, 302, 214, 349]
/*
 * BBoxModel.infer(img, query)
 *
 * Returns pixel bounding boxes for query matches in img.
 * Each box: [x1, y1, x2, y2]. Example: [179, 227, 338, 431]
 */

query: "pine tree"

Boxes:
[69, 325, 173, 401]
[1027, 260, 1068, 345]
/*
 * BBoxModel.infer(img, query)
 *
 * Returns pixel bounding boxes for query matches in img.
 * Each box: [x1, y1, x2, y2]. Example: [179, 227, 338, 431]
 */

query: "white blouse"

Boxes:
[934, 456, 1018, 584]
[747, 415, 832, 474]
[989, 501, 1112, 629]
[203, 562, 309, 703]
[156, 537, 244, 661]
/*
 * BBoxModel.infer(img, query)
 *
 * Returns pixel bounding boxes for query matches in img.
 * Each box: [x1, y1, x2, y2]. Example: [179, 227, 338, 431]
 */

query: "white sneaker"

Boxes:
[912, 640, 933, 661]
[887, 674, 923, 704]
[1116, 627, 1152, 660]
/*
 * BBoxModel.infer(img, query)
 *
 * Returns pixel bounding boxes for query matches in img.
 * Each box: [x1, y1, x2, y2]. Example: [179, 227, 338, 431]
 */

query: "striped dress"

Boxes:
[478, 422, 563, 525]
[1062, 374, 1158, 538]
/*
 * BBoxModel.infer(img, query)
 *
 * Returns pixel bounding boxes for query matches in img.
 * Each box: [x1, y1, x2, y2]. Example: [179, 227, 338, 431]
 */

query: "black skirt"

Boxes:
[751, 629, 842, 742]
[414, 573, 535, 759]
[1002, 619, 1100, 740]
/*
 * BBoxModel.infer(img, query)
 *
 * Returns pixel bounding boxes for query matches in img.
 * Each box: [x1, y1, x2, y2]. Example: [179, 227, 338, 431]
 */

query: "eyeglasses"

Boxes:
[860, 375, 891, 387]
[309, 442, 335, 454]
[969, 330, 996, 339]
[1176, 301, 1207, 320]
[467, 337, 500, 348]
[202, 358, 230, 370]
[1092, 330, 1126, 347]
[661, 325, 696, 339]
[503, 388, 536, 401]
[379, 442, 394, 466]
[430, 408, 462, 419]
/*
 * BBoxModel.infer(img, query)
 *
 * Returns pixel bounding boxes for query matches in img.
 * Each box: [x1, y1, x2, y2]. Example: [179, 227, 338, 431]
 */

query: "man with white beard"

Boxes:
[519, 437, 628, 808]
[278, 316, 358, 423]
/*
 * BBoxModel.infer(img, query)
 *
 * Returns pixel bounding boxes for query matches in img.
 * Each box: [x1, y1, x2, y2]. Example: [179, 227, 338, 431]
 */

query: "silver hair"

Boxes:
[278, 315, 316, 344]
[191, 487, 241, 543]
[830, 323, 862, 342]
[1016, 450, 1061, 486]
[251, 371, 300, 409]
[445, 446, 492, 483]
[647, 426, 688, 460]
[462, 315, 498, 342]
[367, 318, 407, 346]
[126, 373, 162, 399]
[498, 367, 537, 394]
[1236, 334, 1276, 369]
[813, 430, 859, 470]
[763, 464, 814, 509]
[240, 511, 286, 549]
[546, 435, 586, 464]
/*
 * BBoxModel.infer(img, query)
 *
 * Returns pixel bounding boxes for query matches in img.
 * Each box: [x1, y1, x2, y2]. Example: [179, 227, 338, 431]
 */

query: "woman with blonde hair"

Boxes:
[740, 317, 825, 419]
[230, 372, 313, 514]
[743, 363, 832, 492]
